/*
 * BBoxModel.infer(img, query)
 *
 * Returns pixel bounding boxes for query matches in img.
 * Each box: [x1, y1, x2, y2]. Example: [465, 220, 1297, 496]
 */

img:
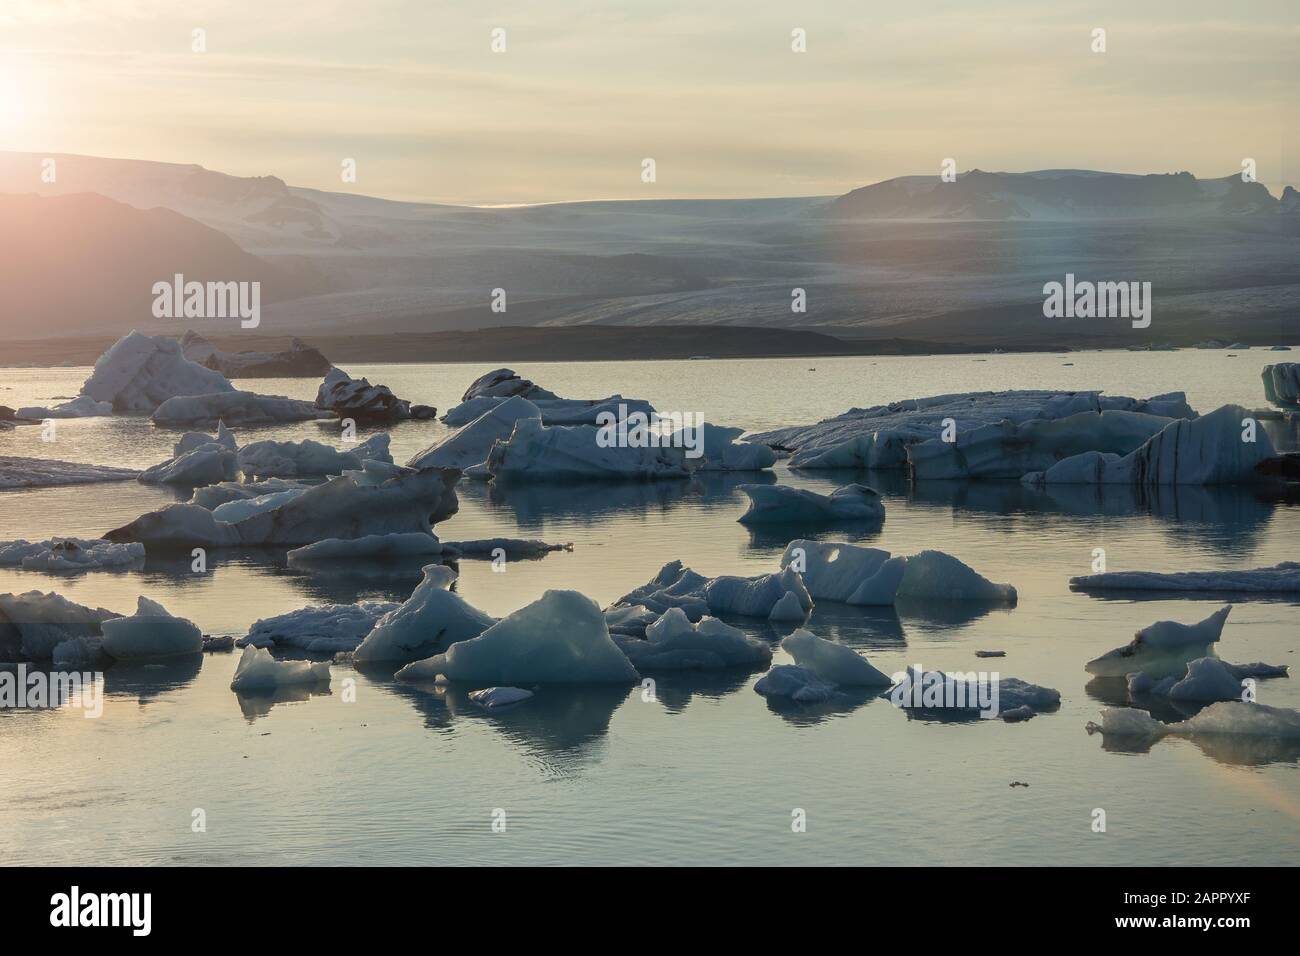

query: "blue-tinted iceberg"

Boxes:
[1071, 563, 1300, 594]
[357, 565, 495, 664]
[239, 601, 399, 654]
[100, 596, 203, 660]
[737, 483, 884, 525]
[230, 645, 331, 691]
[614, 606, 772, 671]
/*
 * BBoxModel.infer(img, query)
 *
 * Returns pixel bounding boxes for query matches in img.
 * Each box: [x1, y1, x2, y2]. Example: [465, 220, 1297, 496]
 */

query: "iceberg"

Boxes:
[486, 417, 691, 481]
[441, 538, 571, 559]
[240, 601, 398, 654]
[180, 330, 332, 378]
[211, 488, 309, 523]
[15, 395, 112, 419]
[753, 664, 837, 703]
[461, 368, 558, 402]
[237, 433, 391, 479]
[1261, 363, 1300, 408]
[750, 389, 1195, 470]
[139, 443, 237, 486]
[79, 330, 234, 413]
[151, 390, 325, 427]
[1070, 562, 1300, 594]
[286, 532, 447, 565]
[189, 477, 306, 510]
[105, 467, 460, 548]
[736, 483, 884, 525]
[848, 550, 1016, 605]
[1087, 702, 1300, 741]
[779, 540, 891, 601]
[314, 367, 433, 423]
[1085, 606, 1230, 678]
[402, 589, 640, 684]
[0, 456, 139, 488]
[1023, 405, 1275, 486]
[767, 590, 808, 621]
[611, 560, 812, 621]
[1158, 657, 1285, 703]
[781, 629, 892, 686]
[230, 645, 331, 692]
[443, 368, 654, 426]
[613, 606, 772, 670]
[908, 410, 1178, 480]
[173, 422, 237, 456]
[468, 686, 534, 709]
[356, 565, 496, 664]
[100, 596, 203, 660]
[679, 423, 777, 472]
[0, 537, 144, 573]
[407, 395, 541, 472]
[0, 590, 117, 662]
[889, 665, 1060, 719]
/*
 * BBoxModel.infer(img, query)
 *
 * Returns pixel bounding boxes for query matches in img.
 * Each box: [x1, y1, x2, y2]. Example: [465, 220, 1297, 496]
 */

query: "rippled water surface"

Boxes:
[2, 351, 1298, 865]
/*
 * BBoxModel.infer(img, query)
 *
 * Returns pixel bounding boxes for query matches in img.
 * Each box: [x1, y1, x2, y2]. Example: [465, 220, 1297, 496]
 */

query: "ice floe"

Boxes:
[15, 395, 113, 419]
[0, 590, 117, 662]
[139, 443, 237, 486]
[1071, 562, 1300, 594]
[781, 629, 892, 686]
[399, 589, 640, 684]
[314, 367, 434, 423]
[613, 606, 772, 671]
[236, 433, 391, 479]
[286, 532, 447, 565]
[779, 542, 1015, 606]
[683, 424, 777, 472]
[357, 565, 496, 664]
[1127, 657, 1288, 703]
[1087, 702, 1300, 741]
[151, 390, 325, 427]
[1085, 606, 1231, 678]
[754, 664, 837, 703]
[750, 389, 1194, 470]
[100, 596, 202, 660]
[407, 395, 541, 472]
[1022, 405, 1276, 486]
[240, 601, 399, 654]
[79, 331, 234, 413]
[889, 665, 1060, 720]
[230, 645, 331, 692]
[0, 456, 140, 488]
[0, 537, 144, 573]
[736, 483, 884, 525]
[486, 417, 691, 480]
[443, 367, 654, 426]
[1261, 363, 1300, 408]
[614, 560, 815, 623]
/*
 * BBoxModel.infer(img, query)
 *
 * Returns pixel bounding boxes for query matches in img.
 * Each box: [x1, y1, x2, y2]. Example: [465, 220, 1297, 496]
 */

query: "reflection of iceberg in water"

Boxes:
[234, 682, 333, 720]
[797, 602, 907, 648]
[759, 685, 880, 726]
[104, 656, 203, 704]
[646, 668, 758, 713]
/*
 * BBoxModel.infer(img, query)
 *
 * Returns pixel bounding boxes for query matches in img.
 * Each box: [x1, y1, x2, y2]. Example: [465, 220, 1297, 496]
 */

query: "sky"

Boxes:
[0, 0, 1296, 205]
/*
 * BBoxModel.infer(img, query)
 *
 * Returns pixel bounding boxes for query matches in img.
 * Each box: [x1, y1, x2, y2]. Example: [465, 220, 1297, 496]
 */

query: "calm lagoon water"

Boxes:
[1, 351, 1298, 865]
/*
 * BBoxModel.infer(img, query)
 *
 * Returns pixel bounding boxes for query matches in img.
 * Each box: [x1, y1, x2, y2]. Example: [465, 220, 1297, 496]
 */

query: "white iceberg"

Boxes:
[1157, 657, 1283, 703]
[1085, 606, 1231, 678]
[139, 443, 238, 486]
[468, 686, 534, 709]
[846, 550, 1016, 605]
[211, 488, 309, 523]
[100, 596, 202, 660]
[236, 433, 391, 479]
[780, 540, 891, 602]
[1023, 405, 1275, 486]
[401, 589, 640, 684]
[190, 477, 307, 510]
[1261, 362, 1300, 408]
[79, 331, 234, 413]
[486, 417, 690, 481]
[230, 644, 331, 692]
[356, 565, 496, 664]
[679, 423, 776, 472]
[0, 456, 139, 488]
[407, 395, 541, 472]
[753, 664, 837, 703]
[890, 665, 1060, 719]
[781, 629, 892, 686]
[0, 537, 145, 572]
[736, 483, 884, 525]
[151, 390, 325, 427]
[1071, 563, 1300, 594]
[1087, 702, 1300, 741]
[613, 606, 772, 670]
[173, 422, 237, 456]
[240, 601, 399, 654]
[15, 395, 113, 419]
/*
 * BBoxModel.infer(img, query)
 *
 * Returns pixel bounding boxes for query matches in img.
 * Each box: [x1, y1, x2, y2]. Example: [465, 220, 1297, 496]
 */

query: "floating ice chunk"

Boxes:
[779, 540, 892, 602]
[0, 590, 117, 661]
[0, 537, 144, 573]
[754, 664, 837, 702]
[404, 590, 640, 684]
[1087, 702, 1300, 740]
[211, 488, 309, 523]
[100, 596, 202, 660]
[240, 601, 398, 654]
[736, 483, 884, 525]
[676, 423, 776, 472]
[442, 391, 653, 427]
[80, 331, 234, 413]
[287, 532, 447, 565]
[614, 606, 772, 671]
[230, 645, 331, 692]
[203, 634, 235, 652]
[847, 551, 1016, 605]
[16, 395, 113, 419]
[889, 665, 1059, 718]
[174, 422, 237, 456]
[605, 604, 660, 637]
[139, 443, 238, 486]
[469, 686, 534, 708]
[0, 456, 139, 488]
[1261, 363, 1300, 408]
[486, 417, 690, 480]
[189, 477, 307, 510]
[704, 567, 814, 618]
[462, 368, 558, 403]
[237, 434, 391, 479]
[151, 390, 325, 427]
[1166, 657, 1253, 702]
[781, 629, 892, 686]
[1070, 563, 1300, 593]
[442, 537, 570, 558]
[315, 367, 424, 423]
[908, 410, 1177, 480]
[767, 590, 808, 622]
[1024, 405, 1275, 486]
[357, 565, 496, 664]
[407, 395, 541, 472]
[1085, 606, 1230, 678]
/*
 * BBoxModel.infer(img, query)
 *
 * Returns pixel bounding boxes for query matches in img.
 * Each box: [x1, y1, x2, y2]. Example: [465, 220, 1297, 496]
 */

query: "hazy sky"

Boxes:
[1, 0, 1295, 204]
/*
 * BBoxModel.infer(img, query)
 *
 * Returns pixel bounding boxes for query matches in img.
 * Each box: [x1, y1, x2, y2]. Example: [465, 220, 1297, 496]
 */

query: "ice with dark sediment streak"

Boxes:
[908, 409, 1179, 480]
[1261, 362, 1300, 408]
[407, 395, 541, 472]
[1022, 405, 1275, 486]
[612, 559, 814, 621]
[151, 390, 325, 427]
[1085, 606, 1231, 678]
[442, 367, 654, 427]
[0, 537, 144, 572]
[236, 434, 391, 479]
[0, 456, 139, 488]
[781, 629, 892, 686]
[736, 483, 884, 525]
[239, 601, 399, 654]
[78, 330, 234, 413]
[103, 466, 460, 548]
[100, 596, 203, 660]
[400, 589, 640, 685]
[749, 389, 1195, 470]
[230, 645, 331, 692]
[613, 606, 772, 671]
[1071, 563, 1300, 594]
[1087, 701, 1300, 740]
[356, 565, 496, 664]
[314, 367, 430, 423]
